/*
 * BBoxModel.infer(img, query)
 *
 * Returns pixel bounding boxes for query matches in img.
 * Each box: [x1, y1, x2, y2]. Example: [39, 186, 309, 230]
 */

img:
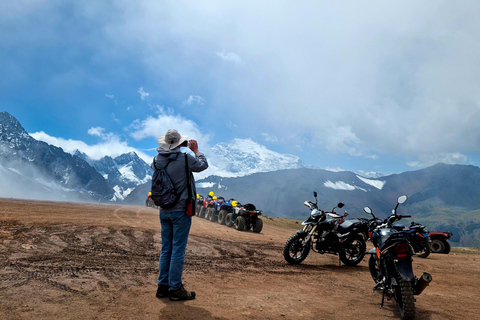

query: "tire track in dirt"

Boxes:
[113, 208, 137, 228]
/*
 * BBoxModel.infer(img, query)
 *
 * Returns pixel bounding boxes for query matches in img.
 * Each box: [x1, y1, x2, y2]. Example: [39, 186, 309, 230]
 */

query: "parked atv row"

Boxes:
[195, 192, 263, 233]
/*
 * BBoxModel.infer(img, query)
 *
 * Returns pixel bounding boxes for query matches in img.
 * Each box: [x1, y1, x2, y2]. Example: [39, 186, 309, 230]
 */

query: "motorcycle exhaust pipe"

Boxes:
[414, 272, 432, 295]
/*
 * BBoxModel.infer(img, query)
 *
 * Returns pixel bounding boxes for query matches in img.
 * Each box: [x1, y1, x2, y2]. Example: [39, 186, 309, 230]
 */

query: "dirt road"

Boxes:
[0, 198, 479, 319]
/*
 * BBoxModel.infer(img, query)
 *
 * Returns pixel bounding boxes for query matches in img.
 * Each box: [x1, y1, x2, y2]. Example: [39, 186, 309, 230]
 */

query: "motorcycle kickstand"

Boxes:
[338, 256, 341, 267]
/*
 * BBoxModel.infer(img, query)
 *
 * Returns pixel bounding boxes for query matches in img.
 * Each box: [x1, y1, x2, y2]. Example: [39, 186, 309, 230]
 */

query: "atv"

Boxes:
[205, 196, 225, 222]
[195, 194, 204, 216]
[429, 231, 453, 254]
[217, 198, 237, 225]
[198, 191, 214, 218]
[145, 192, 158, 209]
[226, 202, 263, 233]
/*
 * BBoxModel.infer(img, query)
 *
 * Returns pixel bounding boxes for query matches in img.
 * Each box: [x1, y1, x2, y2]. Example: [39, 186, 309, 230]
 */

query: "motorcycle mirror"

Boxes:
[397, 195, 407, 204]
[337, 203, 344, 208]
[313, 191, 317, 198]
[363, 206, 372, 214]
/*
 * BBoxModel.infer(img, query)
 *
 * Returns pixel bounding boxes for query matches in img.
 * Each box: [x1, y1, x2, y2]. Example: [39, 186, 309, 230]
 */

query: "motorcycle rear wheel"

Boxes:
[339, 235, 366, 266]
[283, 233, 310, 264]
[416, 238, 431, 258]
[394, 276, 415, 320]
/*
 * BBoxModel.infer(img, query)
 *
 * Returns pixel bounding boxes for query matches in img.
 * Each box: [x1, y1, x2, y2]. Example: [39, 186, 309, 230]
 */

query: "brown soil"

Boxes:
[0, 198, 479, 319]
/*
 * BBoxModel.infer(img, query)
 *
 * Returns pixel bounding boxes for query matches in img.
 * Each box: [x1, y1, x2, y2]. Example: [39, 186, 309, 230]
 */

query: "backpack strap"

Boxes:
[185, 153, 192, 199]
[152, 154, 176, 171]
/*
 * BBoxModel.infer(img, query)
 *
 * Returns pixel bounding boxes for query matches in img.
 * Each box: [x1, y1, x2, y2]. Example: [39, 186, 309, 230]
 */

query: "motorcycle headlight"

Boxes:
[311, 209, 322, 217]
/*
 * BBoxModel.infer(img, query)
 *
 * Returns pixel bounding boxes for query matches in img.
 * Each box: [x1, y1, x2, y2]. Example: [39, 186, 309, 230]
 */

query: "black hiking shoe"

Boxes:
[156, 285, 169, 298]
[169, 285, 196, 301]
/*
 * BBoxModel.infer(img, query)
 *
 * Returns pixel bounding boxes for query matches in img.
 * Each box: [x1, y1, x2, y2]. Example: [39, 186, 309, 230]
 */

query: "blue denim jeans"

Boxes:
[158, 211, 192, 290]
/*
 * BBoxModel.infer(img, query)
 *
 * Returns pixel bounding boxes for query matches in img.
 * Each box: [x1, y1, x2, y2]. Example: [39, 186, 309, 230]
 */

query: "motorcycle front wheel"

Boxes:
[283, 233, 310, 264]
[394, 276, 416, 320]
[339, 235, 366, 266]
[368, 254, 382, 284]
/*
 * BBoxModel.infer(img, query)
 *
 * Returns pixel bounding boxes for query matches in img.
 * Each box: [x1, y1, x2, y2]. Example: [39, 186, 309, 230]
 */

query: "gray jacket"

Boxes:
[151, 147, 208, 213]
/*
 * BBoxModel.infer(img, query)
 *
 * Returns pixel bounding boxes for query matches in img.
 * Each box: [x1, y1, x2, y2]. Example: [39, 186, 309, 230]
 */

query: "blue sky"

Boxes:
[2, 1, 480, 175]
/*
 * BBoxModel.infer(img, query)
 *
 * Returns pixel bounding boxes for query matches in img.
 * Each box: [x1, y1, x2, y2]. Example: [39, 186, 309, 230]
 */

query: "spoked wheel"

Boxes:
[339, 235, 366, 266]
[283, 233, 310, 264]
[394, 276, 416, 320]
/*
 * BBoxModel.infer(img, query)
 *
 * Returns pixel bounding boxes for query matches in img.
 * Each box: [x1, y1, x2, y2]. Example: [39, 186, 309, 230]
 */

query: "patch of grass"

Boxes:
[262, 215, 303, 230]
[451, 247, 480, 255]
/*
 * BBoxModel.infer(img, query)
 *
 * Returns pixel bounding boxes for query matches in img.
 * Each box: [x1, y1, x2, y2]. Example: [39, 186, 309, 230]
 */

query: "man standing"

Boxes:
[153, 129, 208, 301]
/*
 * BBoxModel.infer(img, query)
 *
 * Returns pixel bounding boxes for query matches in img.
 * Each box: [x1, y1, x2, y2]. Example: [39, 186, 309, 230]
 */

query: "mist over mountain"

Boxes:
[0, 112, 113, 201]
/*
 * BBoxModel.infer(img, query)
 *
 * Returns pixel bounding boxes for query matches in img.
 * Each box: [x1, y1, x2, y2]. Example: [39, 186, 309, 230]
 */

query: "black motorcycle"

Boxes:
[283, 192, 366, 266]
[393, 221, 431, 258]
[364, 206, 431, 258]
[365, 195, 432, 320]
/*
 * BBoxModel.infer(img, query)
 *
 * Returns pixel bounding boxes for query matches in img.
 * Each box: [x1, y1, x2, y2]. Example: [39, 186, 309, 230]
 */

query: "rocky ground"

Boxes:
[0, 198, 479, 319]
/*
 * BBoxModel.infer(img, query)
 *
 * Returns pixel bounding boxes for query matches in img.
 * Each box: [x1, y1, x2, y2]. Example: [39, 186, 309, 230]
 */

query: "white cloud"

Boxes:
[30, 131, 151, 163]
[407, 153, 468, 168]
[138, 87, 150, 100]
[129, 110, 210, 145]
[88, 127, 107, 138]
[8, 1, 480, 171]
[105, 94, 118, 105]
[216, 51, 242, 64]
[261, 132, 278, 143]
[183, 95, 206, 106]
[324, 167, 346, 173]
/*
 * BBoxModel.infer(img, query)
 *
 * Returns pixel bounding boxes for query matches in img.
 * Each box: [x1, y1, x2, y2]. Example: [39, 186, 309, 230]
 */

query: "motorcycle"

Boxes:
[366, 209, 432, 259]
[393, 222, 431, 258]
[283, 192, 366, 266]
[365, 195, 432, 320]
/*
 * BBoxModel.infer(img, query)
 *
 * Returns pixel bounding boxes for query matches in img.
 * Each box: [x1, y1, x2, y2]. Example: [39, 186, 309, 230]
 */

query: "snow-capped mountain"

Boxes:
[0, 112, 113, 201]
[205, 138, 304, 178]
[89, 152, 152, 201]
